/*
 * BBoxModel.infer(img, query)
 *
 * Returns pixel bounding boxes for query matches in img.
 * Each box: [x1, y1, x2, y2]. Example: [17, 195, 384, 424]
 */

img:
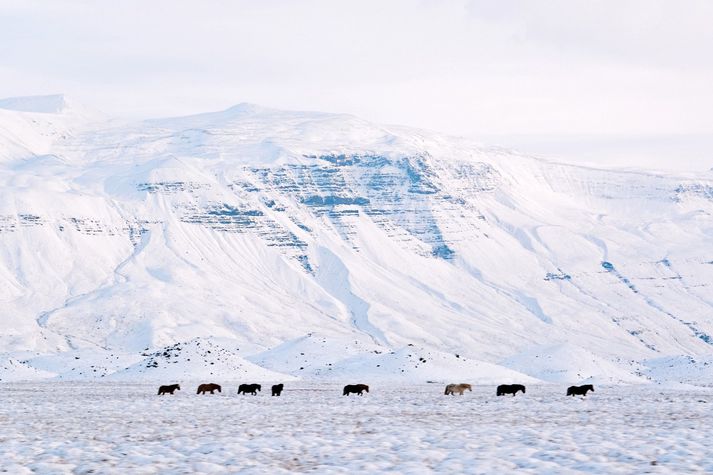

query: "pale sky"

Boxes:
[1, 0, 712, 170]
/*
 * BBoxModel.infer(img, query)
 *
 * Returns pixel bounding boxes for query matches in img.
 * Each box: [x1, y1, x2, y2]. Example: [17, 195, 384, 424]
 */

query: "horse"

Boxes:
[444, 383, 472, 395]
[496, 384, 526, 396]
[196, 383, 222, 395]
[157, 384, 180, 395]
[271, 384, 284, 396]
[567, 384, 594, 396]
[343, 384, 369, 396]
[238, 383, 261, 395]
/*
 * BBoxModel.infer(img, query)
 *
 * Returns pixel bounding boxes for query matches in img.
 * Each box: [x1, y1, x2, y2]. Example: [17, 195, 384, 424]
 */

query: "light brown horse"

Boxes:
[196, 383, 222, 394]
[444, 383, 472, 395]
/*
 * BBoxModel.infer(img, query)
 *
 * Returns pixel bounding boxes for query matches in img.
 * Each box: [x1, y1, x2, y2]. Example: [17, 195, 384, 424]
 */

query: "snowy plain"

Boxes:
[1, 382, 712, 474]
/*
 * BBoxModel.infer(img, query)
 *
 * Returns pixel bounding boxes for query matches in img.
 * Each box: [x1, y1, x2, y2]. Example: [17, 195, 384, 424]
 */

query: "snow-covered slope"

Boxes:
[1, 95, 712, 384]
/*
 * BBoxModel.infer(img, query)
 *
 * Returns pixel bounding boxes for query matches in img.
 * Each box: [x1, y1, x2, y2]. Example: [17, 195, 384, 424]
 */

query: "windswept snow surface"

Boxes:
[1, 95, 713, 385]
[1, 383, 713, 473]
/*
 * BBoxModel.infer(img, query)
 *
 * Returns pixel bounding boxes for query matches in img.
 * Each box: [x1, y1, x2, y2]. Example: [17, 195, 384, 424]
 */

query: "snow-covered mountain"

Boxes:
[2, 95, 712, 384]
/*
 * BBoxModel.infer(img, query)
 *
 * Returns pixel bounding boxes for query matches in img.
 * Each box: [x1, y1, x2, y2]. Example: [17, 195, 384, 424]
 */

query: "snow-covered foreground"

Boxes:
[1, 383, 712, 474]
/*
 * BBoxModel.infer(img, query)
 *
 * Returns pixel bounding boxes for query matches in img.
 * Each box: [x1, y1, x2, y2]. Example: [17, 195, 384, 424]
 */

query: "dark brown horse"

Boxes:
[271, 384, 284, 396]
[497, 384, 526, 396]
[238, 383, 261, 395]
[567, 384, 594, 396]
[158, 384, 180, 395]
[196, 383, 222, 394]
[343, 384, 369, 396]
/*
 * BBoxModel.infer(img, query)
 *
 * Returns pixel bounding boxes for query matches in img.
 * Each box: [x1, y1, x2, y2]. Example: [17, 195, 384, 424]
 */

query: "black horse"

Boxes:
[343, 384, 369, 396]
[271, 384, 284, 396]
[158, 384, 180, 395]
[567, 384, 594, 396]
[496, 384, 526, 396]
[238, 383, 262, 395]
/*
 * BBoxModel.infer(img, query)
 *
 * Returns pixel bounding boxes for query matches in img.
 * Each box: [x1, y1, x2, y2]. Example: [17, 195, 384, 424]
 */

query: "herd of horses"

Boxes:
[158, 383, 595, 397]
[187, 383, 284, 396]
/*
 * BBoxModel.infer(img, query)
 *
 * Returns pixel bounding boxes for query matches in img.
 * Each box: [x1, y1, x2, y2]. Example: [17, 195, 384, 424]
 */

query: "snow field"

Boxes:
[1, 382, 712, 474]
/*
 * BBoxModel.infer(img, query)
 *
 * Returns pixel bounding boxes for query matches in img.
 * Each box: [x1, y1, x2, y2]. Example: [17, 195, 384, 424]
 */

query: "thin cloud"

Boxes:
[0, 0, 711, 169]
